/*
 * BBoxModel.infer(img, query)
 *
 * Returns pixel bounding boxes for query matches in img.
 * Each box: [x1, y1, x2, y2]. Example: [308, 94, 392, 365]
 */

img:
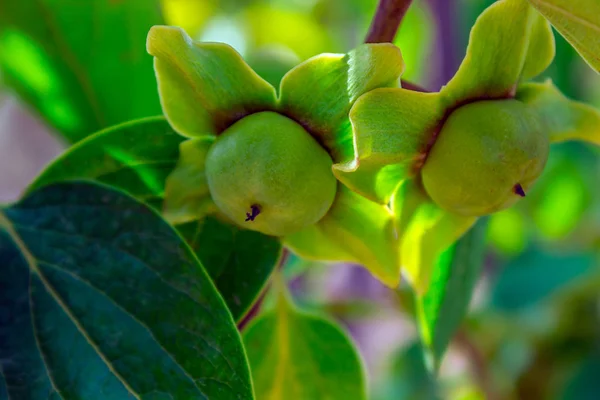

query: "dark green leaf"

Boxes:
[29, 116, 183, 202]
[178, 216, 282, 321]
[375, 342, 440, 400]
[243, 289, 366, 400]
[559, 355, 600, 400]
[491, 248, 596, 311]
[0, 181, 253, 399]
[416, 218, 489, 371]
[0, 0, 163, 142]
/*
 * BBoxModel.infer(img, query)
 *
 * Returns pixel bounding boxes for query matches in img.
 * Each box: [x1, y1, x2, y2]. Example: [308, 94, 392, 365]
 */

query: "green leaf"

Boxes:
[29, 116, 184, 202]
[521, 13, 556, 81]
[336, 89, 444, 204]
[441, 0, 541, 104]
[379, 342, 439, 400]
[527, 0, 600, 73]
[278, 43, 404, 163]
[517, 80, 600, 145]
[416, 218, 488, 370]
[0, 0, 163, 142]
[491, 248, 596, 311]
[243, 287, 366, 400]
[0, 181, 252, 399]
[163, 137, 218, 225]
[393, 180, 477, 294]
[147, 26, 277, 138]
[178, 216, 282, 321]
[284, 185, 400, 288]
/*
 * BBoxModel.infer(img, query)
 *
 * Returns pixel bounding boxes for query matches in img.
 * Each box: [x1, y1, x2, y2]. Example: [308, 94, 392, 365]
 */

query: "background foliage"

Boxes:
[0, 0, 599, 399]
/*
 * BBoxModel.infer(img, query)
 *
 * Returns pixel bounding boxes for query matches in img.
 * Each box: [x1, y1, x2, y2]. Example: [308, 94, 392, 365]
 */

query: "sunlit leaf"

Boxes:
[278, 42, 404, 163]
[393, 180, 477, 294]
[243, 285, 366, 400]
[163, 137, 217, 225]
[29, 116, 183, 202]
[417, 218, 488, 370]
[527, 0, 600, 73]
[517, 80, 600, 145]
[338, 89, 443, 204]
[0, 0, 163, 142]
[147, 25, 277, 137]
[0, 182, 253, 399]
[284, 185, 400, 288]
[441, 0, 542, 104]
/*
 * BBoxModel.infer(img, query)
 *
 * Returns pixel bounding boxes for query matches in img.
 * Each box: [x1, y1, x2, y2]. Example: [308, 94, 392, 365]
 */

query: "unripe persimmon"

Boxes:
[422, 99, 549, 216]
[206, 111, 337, 236]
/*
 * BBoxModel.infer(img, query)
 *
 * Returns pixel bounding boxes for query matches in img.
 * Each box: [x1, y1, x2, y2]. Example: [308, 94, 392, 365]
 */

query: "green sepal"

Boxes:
[517, 80, 600, 145]
[147, 25, 277, 138]
[527, 0, 600, 73]
[393, 180, 477, 294]
[284, 185, 400, 288]
[163, 137, 218, 224]
[335, 89, 444, 204]
[278, 43, 404, 163]
[441, 0, 541, 104]
[521, 13, 555, 81]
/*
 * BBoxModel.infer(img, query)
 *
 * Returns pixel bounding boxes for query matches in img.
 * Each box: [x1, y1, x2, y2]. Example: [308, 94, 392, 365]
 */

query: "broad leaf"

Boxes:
[528, 0, 600, 72]
[284, 185, 400, 288]
[178, 216, 282, 321]
[517, 80, 600, 145]
[393, 181, 477, 295]
[0, 182, 252, 399]
[416, 218, 488, 371]
[27, 117, 282, 322]
[491, 248, 597, 311]
[278, 43, 404, 163]
[147, 25, 277, 138]
[243, 288, 366, 400]
[163, 136, 217, 225]
[337, 89, 443, 204]
[441, 0, 546, 104]
[0, 0, 163, 142]
[29, 116, 183, 203]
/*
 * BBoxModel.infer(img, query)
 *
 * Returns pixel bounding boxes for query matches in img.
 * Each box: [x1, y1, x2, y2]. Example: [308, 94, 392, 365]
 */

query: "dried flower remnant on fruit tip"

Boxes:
[245, 204, 261, 222]
[513, 183, 526, 197]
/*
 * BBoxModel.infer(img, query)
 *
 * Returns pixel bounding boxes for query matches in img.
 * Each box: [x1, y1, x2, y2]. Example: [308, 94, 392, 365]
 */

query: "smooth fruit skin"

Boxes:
[206, 111, 337, 236]
[422, 99, 549, 216]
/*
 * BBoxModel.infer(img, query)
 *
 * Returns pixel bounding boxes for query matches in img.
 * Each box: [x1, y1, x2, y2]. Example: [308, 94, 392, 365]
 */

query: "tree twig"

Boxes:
[365, 0, 414, 43]
[237, 248, 290, 331]
[364, 0, 428, 92]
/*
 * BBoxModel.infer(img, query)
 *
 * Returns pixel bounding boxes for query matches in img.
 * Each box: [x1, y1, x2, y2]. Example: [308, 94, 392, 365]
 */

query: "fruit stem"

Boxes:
[364, 0, 413, 43]
[513, 183, 526, 197]
[245, 204, 261, 222]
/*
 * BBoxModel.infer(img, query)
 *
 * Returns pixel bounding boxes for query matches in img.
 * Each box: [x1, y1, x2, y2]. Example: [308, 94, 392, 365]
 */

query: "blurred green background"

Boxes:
[0, 0, 599, 399]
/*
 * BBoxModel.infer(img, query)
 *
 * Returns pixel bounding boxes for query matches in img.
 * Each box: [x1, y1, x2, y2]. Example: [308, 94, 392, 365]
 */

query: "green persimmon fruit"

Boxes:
[206, 111, 337, 236]
[422, 99, 549, 216]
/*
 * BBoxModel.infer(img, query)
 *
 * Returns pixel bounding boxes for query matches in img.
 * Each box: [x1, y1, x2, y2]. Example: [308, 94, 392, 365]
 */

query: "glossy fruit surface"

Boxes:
[422, 99, 549, 216]
[206, 111, 337, 236]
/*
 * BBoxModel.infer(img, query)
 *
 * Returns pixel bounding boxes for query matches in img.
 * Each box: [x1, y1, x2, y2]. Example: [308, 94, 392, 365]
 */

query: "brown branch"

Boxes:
[365, 0, 414, 43]
[365, 0, 428, 92]
[237, 248, 290, 331]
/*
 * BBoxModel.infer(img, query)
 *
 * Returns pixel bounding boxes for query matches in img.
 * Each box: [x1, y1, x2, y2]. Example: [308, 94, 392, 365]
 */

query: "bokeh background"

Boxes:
[0, 0, 599, 399]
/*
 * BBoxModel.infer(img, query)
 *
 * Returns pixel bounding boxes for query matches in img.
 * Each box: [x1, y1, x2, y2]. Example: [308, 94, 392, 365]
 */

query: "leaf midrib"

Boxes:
[0, 211, 141, 399]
